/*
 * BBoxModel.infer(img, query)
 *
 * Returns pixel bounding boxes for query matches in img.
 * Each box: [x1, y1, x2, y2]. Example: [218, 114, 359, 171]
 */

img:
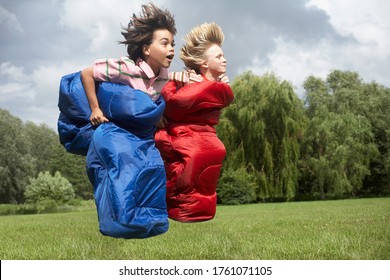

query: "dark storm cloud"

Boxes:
[164, 0, 353, 77]
[0, 0, 89, 71]
[0, 0, 387, 129]
[1, 0, 348, 77]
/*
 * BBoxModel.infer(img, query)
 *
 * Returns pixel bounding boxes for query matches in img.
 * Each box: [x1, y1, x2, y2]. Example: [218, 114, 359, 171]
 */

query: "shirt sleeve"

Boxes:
[169, 71, 189, 88]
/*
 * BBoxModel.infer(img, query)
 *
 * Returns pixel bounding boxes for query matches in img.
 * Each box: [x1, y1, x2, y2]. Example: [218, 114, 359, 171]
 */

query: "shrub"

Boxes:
[24, 171, 75, 205]
[36, 198, 58, 213]
[15, 204, 38, 215]
[217, 167, 257, 205]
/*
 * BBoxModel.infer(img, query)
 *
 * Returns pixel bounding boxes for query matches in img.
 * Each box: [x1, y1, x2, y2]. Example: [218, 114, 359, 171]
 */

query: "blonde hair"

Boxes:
[180, 22, 224, 73]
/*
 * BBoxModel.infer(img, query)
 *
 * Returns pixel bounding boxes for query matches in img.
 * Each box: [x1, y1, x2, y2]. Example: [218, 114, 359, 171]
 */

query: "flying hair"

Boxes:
[120, 3, 176, 61]
[180, 22, 224, 73]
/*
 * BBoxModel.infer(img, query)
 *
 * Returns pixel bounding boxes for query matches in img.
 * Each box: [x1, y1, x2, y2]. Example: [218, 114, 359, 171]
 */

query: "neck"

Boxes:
[143, 57, 160, 76]
[200, 69, 218, 82]
[150, 64, 160, 76]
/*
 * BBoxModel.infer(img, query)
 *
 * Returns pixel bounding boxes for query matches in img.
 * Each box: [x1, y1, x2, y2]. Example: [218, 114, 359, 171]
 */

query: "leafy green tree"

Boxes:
[218, 72, 307, 201]
[303, 76, 331, 118]
[24, 122, 58, 177]
[359, 83, 390, 194]
[301, 71, 382, 198]
[300, 108, 378, 198]
[326, 71, 390, 194]
[0, 108, 92, 202]
[0, 109, 34, 203]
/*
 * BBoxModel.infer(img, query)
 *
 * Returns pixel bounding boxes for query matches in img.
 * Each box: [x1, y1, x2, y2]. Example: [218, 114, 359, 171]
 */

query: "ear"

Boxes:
[143, 44, 150, 56]
[200, 60, 208, 70]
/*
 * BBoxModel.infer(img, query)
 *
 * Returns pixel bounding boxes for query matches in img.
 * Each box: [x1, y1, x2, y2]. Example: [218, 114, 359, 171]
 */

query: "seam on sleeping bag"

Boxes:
[89, 128, 119, 222]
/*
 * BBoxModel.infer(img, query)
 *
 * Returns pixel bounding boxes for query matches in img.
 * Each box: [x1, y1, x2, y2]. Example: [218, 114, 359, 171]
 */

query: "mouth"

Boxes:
[166, 54, 174, 61]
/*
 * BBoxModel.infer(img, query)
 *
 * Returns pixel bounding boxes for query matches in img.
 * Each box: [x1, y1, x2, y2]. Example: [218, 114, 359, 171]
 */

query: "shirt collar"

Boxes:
[136, 59, 169, 80]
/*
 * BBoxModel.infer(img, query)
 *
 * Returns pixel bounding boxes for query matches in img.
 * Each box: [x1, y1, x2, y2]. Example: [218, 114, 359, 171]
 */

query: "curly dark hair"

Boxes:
[120, 3, 176, 61]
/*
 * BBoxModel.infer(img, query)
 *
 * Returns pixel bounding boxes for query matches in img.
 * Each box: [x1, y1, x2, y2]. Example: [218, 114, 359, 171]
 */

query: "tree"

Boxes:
[0, 108, 92, 203]
[301, 70, 382, 198]
[359, 83, 390, 194]
[24, 122, 58, 177]
[300, 108, 378, 198]
[218, 72, 307, 201]
[25, 120, 92, 200]
[0, 109, 34, 203]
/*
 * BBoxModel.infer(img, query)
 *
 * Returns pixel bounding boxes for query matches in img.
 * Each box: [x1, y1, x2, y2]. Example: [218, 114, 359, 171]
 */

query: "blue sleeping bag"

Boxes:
[57, 72, 94, 156]
[57, 72, 168, 239]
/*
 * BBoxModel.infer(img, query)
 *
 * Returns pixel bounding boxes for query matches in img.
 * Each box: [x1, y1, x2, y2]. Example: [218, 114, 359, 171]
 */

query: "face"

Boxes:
[202, 44, 227, 77]
[143, 29, 175, 75]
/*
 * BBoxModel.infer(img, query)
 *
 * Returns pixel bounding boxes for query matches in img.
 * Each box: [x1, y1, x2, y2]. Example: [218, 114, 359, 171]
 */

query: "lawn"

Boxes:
[0, 197, 389, 260]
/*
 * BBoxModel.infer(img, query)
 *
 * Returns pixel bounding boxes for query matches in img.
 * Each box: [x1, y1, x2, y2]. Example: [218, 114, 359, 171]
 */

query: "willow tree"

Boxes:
[217, 71, 307, 201]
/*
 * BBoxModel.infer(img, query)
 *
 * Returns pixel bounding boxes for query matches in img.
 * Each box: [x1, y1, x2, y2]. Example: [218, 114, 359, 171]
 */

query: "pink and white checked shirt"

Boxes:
[93, 57, 169, 102]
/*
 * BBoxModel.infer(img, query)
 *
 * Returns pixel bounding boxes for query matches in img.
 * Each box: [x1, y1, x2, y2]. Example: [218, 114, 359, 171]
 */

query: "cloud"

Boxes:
[0, 0, 389, 130]
[248, 37, 335, 96]
[58, 0, 155, 57]
[0, 5, 24, 33]
[0, 62, 34, 102]
[0, 61, 84, 129]
[0, 62, 29, 81]
[239, 0, 390, 97]
[306, 0, 390, 86]
[308, 0, 390, 43]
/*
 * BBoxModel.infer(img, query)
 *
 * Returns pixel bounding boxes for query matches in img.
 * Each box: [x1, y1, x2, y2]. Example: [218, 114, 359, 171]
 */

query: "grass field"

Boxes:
[0, 197, 389, 260]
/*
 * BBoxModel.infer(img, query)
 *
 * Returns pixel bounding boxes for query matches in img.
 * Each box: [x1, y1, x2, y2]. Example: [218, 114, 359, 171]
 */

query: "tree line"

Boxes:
[217, 70, 390, 204]
[0, 69, 389, 206]
[0, 110, 91, 204]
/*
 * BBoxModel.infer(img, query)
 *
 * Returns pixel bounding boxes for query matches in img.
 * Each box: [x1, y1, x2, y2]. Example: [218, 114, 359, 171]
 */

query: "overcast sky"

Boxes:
[1, 0, 389, 130]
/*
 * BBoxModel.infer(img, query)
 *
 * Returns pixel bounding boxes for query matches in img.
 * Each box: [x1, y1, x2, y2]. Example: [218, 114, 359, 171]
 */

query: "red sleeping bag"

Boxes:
[155, 79, 234, 222]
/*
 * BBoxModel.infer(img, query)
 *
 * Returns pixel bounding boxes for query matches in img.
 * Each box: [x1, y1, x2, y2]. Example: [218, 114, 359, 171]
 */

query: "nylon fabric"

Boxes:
[155, 80, 234, 222]
[57, 72, 168, 238]
[57, 72, 94, 155]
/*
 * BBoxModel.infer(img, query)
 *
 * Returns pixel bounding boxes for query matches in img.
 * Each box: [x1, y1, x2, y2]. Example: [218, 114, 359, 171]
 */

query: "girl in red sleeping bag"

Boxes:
[155, 23, 234, 222]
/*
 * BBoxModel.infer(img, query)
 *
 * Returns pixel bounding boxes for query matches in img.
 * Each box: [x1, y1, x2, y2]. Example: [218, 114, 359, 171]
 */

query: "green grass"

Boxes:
[0, 198, 389, 260]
